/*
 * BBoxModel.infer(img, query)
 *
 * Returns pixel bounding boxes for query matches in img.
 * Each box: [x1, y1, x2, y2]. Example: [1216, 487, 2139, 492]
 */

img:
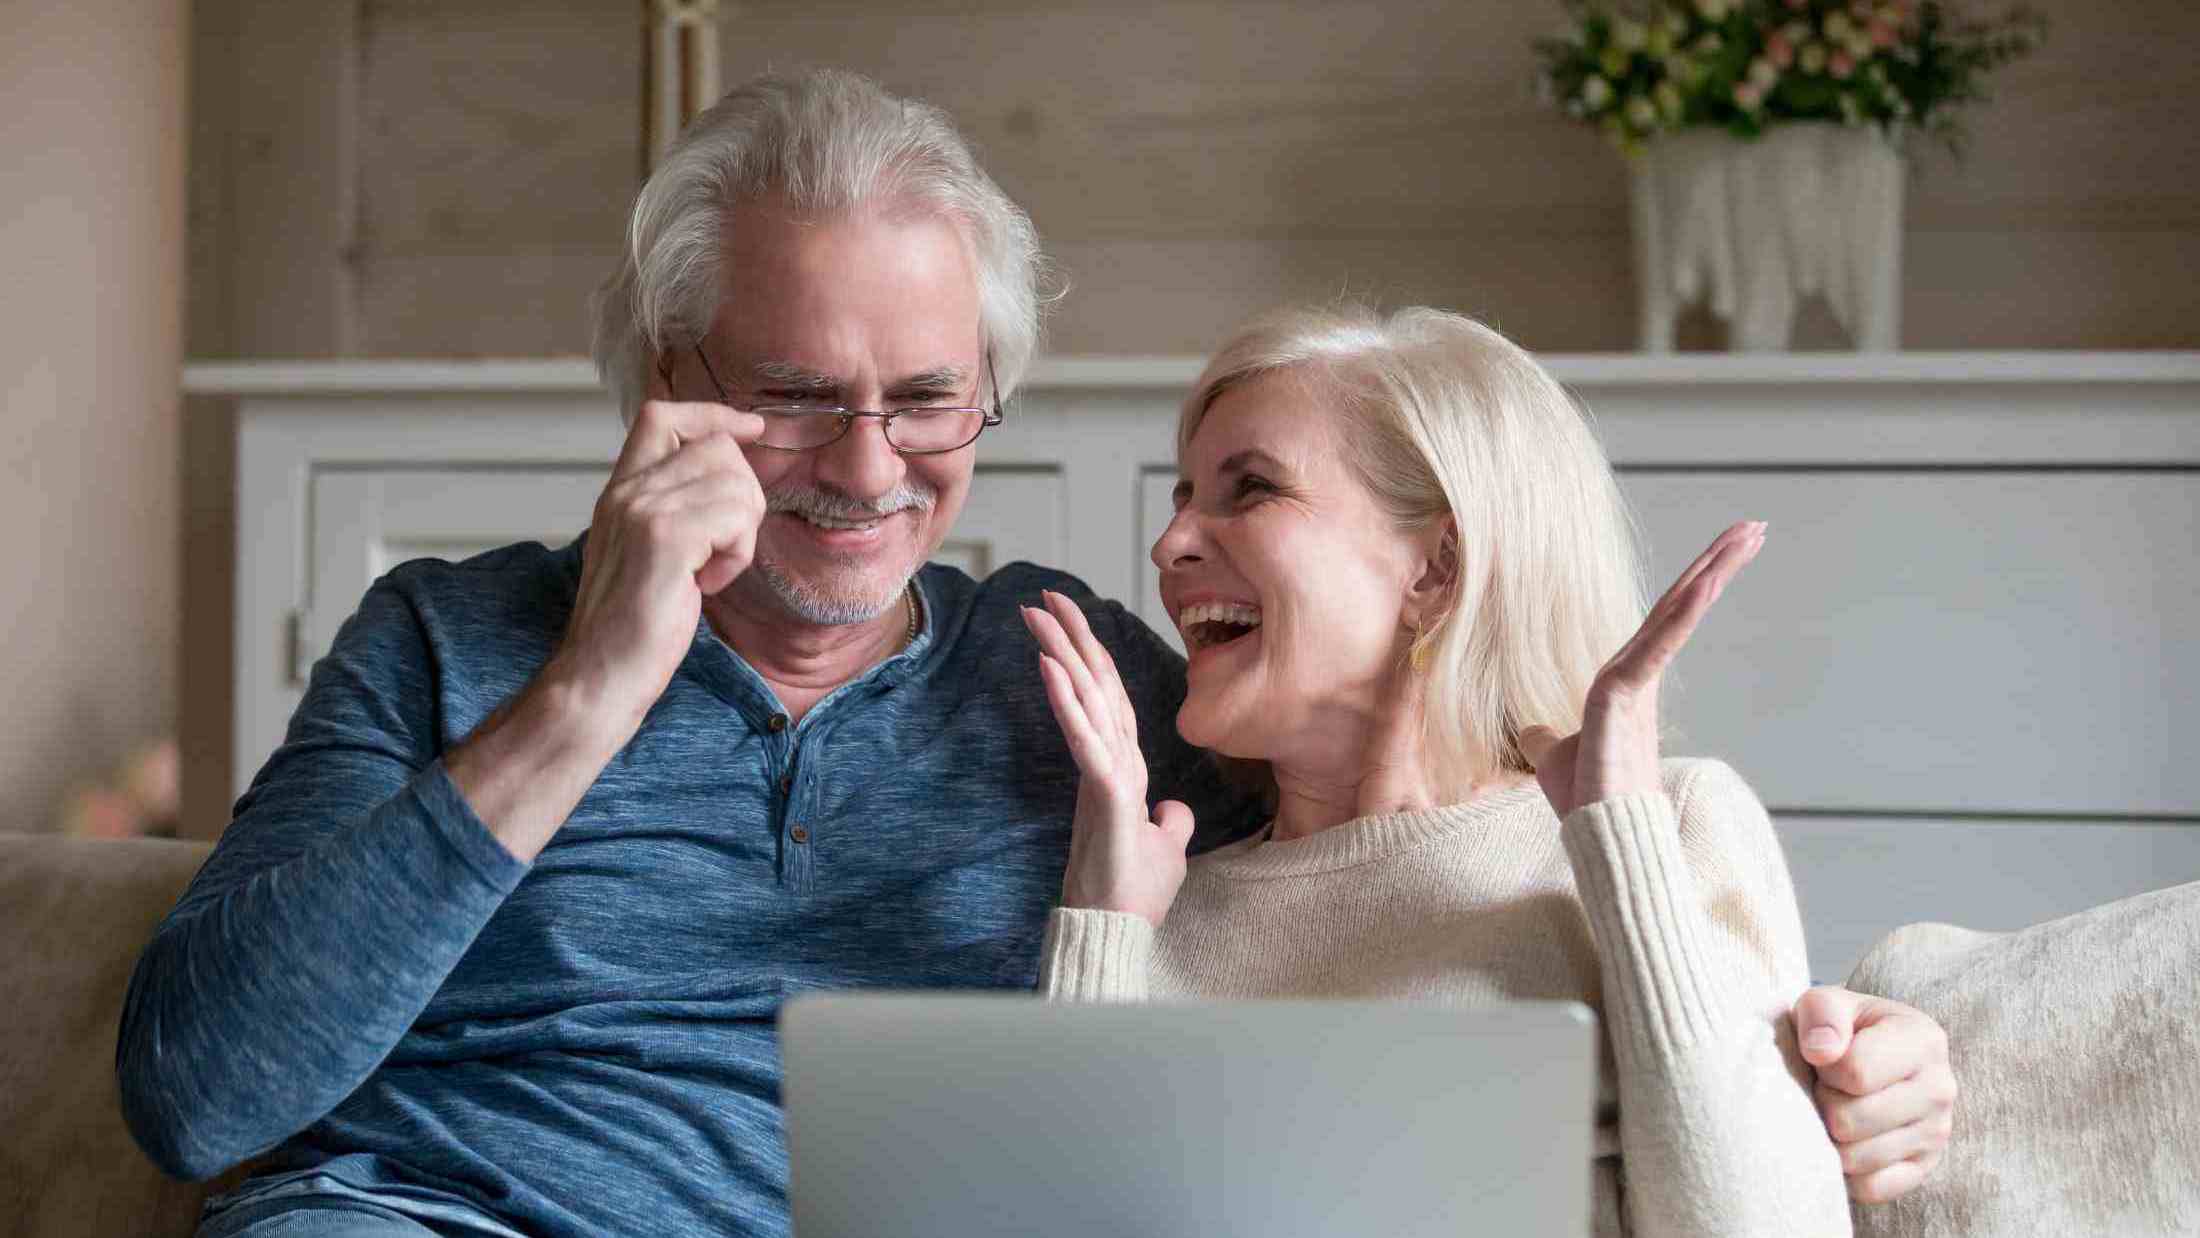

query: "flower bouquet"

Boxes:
[1537, 0, 2046, 156]
[1536, 2, 2043, 351]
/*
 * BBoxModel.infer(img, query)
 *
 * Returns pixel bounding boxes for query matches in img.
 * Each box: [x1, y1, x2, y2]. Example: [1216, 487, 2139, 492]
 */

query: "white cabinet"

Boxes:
[189, 353, 2200, 977]
[305, 467, 605, 671]
[1624, 469, 2200, 818]
[300, 461, 1074, 675]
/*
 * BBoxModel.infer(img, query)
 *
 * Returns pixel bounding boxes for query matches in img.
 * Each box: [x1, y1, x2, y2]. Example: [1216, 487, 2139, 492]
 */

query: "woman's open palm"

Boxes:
[1519, 521, 1766, 818]
[1023, 590, 1194, 927]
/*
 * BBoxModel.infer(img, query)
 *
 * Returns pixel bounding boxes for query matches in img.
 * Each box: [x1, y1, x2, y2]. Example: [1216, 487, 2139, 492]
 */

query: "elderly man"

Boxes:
[120, 69, 1951, 1237]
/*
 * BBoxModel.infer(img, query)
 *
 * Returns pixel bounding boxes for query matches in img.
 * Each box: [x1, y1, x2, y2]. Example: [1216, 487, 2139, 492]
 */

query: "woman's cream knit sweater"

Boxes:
[1039, 758, 1853, 1238]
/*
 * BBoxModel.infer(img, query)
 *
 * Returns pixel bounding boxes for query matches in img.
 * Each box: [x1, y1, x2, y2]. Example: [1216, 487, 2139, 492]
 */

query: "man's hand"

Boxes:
[554, 397, 768, 725]
[1793, 985, 1958, 1204]
[447, 383, 767, 862]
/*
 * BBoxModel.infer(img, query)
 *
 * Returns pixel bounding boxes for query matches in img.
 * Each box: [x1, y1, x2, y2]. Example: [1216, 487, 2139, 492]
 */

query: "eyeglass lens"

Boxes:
[752, 408, 987, 454]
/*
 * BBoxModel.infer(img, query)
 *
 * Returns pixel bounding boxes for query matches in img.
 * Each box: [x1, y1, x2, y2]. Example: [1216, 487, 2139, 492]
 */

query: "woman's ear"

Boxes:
[1402, 516, 1459, 629]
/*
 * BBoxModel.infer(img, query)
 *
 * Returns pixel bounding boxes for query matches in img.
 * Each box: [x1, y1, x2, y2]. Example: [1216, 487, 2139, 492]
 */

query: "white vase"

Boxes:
[1630, 124, 1904, 352]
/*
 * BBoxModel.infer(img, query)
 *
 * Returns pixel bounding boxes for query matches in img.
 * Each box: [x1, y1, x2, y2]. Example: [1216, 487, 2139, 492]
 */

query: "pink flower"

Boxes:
[1733, 81, 1765, 110]
[1766, 32, 1796, 67]
[1850, 0, 1874, 18]
[1830, 49, 1856, 78]
[1869, 18, 1896, 47]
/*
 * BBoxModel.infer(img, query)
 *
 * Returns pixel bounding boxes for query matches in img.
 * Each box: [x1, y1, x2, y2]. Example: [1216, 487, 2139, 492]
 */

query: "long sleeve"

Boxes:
[1559, 760, 1851, 1238]
[116, 576, 529, 1181]
[1036, 907, 1155, 1001]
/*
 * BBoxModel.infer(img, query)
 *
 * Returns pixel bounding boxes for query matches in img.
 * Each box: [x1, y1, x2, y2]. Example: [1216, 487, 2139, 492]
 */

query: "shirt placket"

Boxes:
[764, 708, 814, 892]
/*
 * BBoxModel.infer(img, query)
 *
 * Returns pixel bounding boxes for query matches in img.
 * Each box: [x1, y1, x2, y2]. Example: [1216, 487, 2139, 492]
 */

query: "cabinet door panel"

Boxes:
[936, 465, 1066, 581]
[1623, 470, 2199, 817]
[309, 467, 605, 655]
[1779, 814, 2200, 983]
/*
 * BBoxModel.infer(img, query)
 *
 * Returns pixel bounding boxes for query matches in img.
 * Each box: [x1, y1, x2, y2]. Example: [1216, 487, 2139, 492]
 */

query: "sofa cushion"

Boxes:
[1845, 879, 2200, 1238]
[0, 833, 215, 1238]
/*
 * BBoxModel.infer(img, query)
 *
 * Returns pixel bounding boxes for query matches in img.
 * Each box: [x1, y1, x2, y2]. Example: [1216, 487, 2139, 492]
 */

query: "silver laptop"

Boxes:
[781, 994, 1597, 1238]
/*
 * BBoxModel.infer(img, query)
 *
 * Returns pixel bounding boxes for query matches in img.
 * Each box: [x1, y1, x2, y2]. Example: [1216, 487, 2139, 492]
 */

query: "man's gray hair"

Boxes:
[590, 68, 1046, 423]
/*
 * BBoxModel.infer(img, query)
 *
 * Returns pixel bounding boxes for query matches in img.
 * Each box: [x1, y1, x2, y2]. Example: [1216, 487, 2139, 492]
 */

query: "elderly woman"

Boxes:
[1019, 306, 1905, 1236]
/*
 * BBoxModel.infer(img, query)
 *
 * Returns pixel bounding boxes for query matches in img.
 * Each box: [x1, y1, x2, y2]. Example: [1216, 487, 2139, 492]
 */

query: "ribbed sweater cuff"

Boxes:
[1037, 907, 1153, 1002]
[1560, 791, 1738, 1061]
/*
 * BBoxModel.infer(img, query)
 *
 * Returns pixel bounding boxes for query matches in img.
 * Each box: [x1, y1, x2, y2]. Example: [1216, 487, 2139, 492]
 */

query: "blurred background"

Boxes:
[4, 3, 2196, 969]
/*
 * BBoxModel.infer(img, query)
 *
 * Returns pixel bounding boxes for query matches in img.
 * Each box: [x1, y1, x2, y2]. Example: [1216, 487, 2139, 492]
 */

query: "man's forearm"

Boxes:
[117, 660, 637, 1181]
[117, 768, 527, 1180]
[445, 657, 643, 863]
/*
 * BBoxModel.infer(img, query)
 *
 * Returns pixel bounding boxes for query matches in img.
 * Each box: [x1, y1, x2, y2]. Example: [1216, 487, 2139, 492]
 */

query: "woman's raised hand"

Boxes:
[1022, 590, 1194, 927]
[1518, 521, 1766, 819]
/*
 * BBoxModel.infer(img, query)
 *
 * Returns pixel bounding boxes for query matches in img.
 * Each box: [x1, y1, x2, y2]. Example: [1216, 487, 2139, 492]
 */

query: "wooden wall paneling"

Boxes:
[281, 0, 2200, 358]
[228, 0, 361, 356]
[351, 0, 637, 357]
[710, 1, 1628, 355]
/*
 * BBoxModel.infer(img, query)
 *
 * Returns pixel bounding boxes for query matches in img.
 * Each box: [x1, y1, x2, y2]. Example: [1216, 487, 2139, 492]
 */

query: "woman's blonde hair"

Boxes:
[1180, 305, 1647, 795]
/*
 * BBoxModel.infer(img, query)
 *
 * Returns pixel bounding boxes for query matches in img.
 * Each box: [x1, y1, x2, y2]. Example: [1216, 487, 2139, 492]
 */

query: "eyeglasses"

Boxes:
[673, 345, 1006, 455]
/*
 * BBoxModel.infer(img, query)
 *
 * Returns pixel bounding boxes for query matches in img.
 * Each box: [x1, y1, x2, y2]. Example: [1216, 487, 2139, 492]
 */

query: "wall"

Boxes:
[316, 0, 2200, 358]
[181, 0, 2200, 834]
[2, 0, 187, 832]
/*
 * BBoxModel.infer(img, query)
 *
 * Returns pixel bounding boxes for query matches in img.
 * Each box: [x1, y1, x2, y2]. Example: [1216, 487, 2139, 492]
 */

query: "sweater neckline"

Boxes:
[1201, 780, 1548, 879]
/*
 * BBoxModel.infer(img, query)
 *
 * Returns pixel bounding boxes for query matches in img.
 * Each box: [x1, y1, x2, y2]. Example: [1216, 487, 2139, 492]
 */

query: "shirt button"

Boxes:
[767, 713, 788, 733]
[789, 825, 810, 844]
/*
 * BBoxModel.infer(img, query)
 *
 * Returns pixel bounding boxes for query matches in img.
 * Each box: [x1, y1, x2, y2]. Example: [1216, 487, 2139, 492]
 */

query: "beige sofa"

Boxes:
[1, 835, 221, 1238]
[4, 832, 2193, 1238]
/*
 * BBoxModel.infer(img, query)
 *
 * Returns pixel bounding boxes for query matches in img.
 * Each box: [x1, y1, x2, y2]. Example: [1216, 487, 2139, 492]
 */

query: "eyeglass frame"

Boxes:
[664, 344, 1007, 456]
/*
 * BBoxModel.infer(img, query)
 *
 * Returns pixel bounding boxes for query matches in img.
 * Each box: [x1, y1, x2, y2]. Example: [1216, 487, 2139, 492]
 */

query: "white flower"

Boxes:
[1846, 30, 1875, 59]
[1694, 31, 1725, 55]
[1626, 95, 1660, 129]
[1582, 75, 1615, 110]
[1800, 40, 1828, 74]
[1654, 79, 1686, 119]
[1748, 57, 1781, 91]
[1824, 11, 1854, 40]
[1697, 0, 1731, 20]
[1613, 18, 1648, 51]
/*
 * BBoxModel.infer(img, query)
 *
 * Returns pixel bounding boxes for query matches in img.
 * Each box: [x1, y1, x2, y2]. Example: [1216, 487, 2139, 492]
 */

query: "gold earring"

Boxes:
[1408, 622, 1432, 674]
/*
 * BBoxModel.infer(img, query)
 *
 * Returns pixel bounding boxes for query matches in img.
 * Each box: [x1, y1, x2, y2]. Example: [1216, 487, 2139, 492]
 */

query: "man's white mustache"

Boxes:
[766, 484, 936, 521]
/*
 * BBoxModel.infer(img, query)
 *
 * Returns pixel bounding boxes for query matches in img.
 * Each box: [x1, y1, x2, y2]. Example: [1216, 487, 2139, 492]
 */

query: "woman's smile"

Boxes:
[1153, 371, 1441, 763]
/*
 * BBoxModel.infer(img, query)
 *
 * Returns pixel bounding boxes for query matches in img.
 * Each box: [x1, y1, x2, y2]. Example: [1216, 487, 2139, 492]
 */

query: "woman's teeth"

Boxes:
[1177, 602, 1262, 649]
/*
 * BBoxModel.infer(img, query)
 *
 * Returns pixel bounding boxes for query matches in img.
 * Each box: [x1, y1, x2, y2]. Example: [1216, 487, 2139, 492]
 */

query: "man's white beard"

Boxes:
[752, 481, 937, 626]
